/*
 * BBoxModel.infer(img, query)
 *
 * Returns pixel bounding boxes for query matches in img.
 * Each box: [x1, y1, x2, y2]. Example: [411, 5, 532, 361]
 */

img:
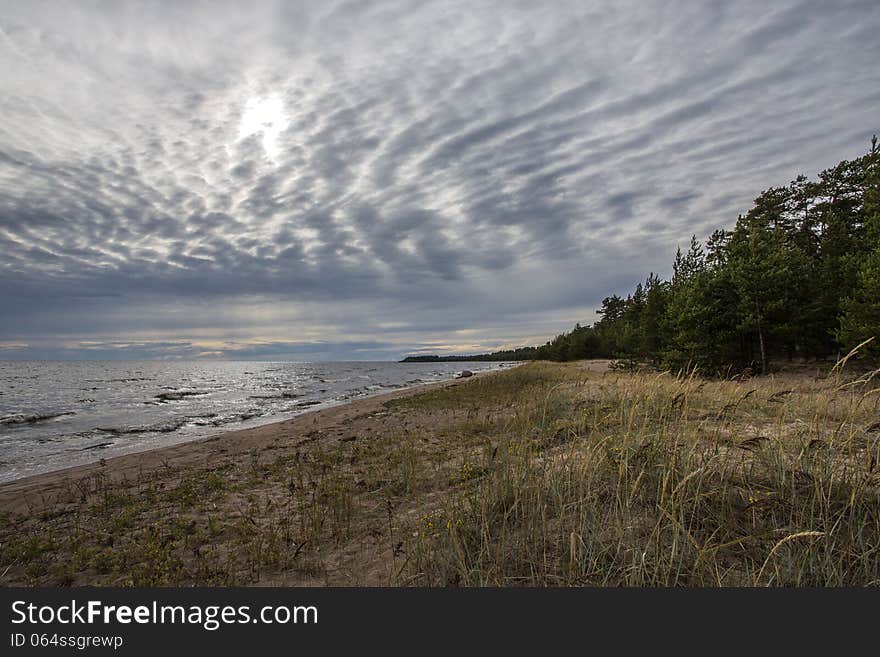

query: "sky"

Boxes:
[1, 0, 879, 361]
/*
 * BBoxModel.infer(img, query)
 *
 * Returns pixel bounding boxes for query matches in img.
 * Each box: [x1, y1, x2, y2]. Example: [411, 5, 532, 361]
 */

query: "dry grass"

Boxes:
[1, 361, 878, 586]
[407, 362, 880, 586]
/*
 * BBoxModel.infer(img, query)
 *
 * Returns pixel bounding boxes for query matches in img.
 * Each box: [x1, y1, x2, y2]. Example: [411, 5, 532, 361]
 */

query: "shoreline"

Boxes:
[0, 367, 504, 514]
[0, 361, 509, 487]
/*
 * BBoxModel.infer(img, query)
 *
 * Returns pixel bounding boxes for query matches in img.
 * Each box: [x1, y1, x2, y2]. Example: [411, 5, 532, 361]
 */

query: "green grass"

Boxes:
[407, 363, 880, 586]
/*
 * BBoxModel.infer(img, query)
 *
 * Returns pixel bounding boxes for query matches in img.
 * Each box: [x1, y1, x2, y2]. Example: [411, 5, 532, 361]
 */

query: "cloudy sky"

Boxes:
[1, 1, 878, 360]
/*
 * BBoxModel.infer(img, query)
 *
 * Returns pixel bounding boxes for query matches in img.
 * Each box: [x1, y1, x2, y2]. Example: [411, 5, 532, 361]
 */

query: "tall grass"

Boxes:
[409, 363, 880, 586]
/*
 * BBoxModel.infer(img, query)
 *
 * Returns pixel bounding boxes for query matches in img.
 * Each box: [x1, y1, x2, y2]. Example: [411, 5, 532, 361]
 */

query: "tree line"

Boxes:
[407, 137, 880, 373]
[401, 348, 538, 362]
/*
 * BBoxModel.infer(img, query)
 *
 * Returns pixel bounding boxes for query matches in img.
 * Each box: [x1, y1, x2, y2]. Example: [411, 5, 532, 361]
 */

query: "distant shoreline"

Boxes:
[400, 355, 528, 362]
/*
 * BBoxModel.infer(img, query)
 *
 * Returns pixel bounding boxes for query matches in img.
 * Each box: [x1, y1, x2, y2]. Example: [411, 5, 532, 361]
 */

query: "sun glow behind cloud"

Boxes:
[237, 94, 289, 161]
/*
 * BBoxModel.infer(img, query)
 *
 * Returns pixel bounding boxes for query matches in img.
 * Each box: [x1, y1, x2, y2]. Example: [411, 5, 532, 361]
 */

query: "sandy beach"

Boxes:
[0, 366, 531, 586]
[0, 369, 506, 516]
[3, 359, 876, 587]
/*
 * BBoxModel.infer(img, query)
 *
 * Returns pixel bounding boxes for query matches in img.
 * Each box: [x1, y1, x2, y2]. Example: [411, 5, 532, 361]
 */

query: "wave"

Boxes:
[77, 441, 114, 451]
[96, 420, 189, 435]
[248, 392, 301, 400]
[0, 411, 75, 427]
[154, 390, 209, 402]
[96, 409, 264, 435]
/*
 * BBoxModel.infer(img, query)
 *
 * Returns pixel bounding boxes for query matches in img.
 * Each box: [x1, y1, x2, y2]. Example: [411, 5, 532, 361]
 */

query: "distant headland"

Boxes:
[400, 347, 538, 363]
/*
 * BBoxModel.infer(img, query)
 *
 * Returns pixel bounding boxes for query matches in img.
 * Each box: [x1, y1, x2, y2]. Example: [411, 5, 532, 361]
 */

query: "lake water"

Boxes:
[0, 360, 505, 482]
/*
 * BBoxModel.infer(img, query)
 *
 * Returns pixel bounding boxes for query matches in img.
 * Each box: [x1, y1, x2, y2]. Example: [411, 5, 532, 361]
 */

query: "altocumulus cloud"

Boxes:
[1, 0, 878, 360]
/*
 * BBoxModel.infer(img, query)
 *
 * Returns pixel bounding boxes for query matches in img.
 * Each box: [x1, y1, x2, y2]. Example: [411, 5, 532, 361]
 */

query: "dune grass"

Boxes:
[403, 362, 880, 586]
[1, 361, 878, 586]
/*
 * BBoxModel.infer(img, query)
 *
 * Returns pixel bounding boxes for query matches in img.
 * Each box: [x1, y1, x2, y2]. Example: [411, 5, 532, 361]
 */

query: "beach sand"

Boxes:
[0, 369, 506, 515]
[0, 361, 624, 586]
[0, 365, 536, 585]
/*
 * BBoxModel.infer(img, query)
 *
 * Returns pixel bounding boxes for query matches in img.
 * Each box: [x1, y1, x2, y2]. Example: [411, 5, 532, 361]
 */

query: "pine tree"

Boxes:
[726, 205, 811, 372]
[839, 135, 880, 364]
